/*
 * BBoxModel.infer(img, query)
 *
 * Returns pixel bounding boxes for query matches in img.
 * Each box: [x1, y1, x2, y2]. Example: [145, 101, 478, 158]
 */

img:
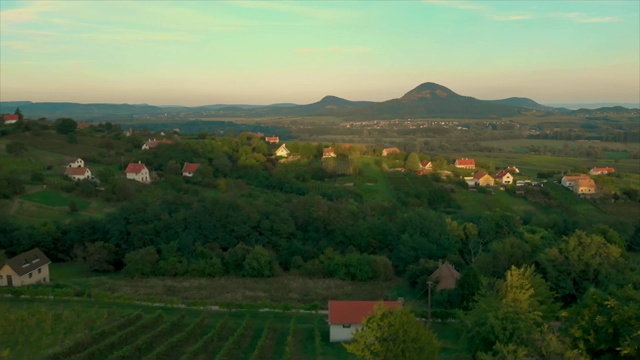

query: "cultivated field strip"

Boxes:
[40, 309, 342, 360]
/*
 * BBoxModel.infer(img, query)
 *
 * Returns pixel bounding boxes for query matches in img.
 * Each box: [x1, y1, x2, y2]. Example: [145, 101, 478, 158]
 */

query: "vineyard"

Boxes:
[0, 297, 353, 360]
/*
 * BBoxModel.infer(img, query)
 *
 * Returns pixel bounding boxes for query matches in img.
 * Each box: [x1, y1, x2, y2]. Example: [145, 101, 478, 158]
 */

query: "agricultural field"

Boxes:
[1, 296, 468, 360]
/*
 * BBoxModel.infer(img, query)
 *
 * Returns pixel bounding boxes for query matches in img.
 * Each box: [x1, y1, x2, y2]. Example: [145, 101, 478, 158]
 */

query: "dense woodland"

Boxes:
[1, 116, 640, 358]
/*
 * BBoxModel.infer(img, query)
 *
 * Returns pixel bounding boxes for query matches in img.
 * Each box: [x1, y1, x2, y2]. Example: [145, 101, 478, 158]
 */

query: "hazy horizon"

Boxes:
[1, 1, 639, 106]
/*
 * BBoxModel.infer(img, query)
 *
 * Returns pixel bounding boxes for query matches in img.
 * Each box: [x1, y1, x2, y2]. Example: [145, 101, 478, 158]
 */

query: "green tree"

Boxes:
[343, 304, 440, 360]
[74, 241, 116, 275]
[243, 246, 276, 278]
[66, 132, 78, 144]
[14, 107, 23, 120]
[54, 118, 77, 134]
[405, 152, 421, 171]
[565, 286, 640, 358]
[122, 246, 159, 277]
[538, 230, 624, 304]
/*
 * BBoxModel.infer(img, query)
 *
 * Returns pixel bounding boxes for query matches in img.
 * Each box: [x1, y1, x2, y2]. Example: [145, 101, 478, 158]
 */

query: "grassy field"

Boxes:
[22, 190, 91, 209]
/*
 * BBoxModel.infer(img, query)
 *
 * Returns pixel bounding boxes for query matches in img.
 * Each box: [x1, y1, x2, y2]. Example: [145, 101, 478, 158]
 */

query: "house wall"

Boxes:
[69, 169, 91, 181]
[0, 264, 50, 287]
[330, 324, 363, 342]
[126, 169, 150, 183]
[500, 174, 513, 184]
[183, 171, 194, 177]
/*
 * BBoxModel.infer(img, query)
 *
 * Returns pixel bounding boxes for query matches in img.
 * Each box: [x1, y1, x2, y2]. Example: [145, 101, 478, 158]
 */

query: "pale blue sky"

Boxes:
[1, 1, 638, 106]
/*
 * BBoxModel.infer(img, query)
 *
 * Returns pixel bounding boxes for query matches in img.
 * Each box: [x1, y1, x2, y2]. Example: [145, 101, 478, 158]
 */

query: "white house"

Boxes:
[2, 114, 19, 125]
[275, 144, 290, 157]
[125, 162, 150, 184]
[495, 170, 513, 185]
[64, 167, 92, 181]
[68, 158, 85, 168]
[328, 300, 403, 342]
[323, 147, 337, 158]
[561, 174, 590, 188]
[0, 248, 51, 287]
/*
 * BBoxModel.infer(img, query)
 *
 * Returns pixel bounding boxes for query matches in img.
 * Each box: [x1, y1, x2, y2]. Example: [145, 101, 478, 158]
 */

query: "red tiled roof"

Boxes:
[65, 167, 89, 176]
[473, 171, 488, 180]
[265, 136, 279, 143]
[383, 147, 401, 153]
[182, 163, 200, 173]
[125, 162, 147, 173]
[323, 148, 335, 154]
[77, 122, 91, 129]
[563, 174, 590, 181]
[328, 301, 402, 324]
[591, 167, 614, 173]
[456, 159, 475, 166]
[575, 179, 596, 188]
[3, 114, 19, 121]
[495, 170, 510, 178]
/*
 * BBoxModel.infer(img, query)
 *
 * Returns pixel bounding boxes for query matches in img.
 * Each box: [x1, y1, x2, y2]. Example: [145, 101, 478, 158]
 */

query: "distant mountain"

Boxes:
[338, 82, 522, 119]
[571, 106, 639, 115]
[546, 102, 640, 110]
[0, 102, 165, 121]
[487, 97, 552, 111]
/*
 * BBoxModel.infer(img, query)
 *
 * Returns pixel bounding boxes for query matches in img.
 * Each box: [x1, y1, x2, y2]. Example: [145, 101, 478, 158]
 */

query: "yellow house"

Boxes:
[573, 178, 597, 195]
[0, 248, 51, 287]
[473, 171, 495, 187]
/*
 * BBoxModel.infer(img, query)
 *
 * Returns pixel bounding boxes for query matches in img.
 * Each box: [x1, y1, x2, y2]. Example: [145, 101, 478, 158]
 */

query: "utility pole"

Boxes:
[427, 281, 433, 323]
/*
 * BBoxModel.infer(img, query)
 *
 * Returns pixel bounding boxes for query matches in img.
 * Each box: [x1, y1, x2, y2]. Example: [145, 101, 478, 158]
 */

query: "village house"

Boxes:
[561, 174, 590, 188]
[506, 166, 520, 174]
[473, 171, 495, 187]
[589, 167, 615, 176]
[429, 260, 461, 291]
[275, 144, 290, 157]
[125, 162, 151, 183]
[322, 147, 337, 158]
[0, 248, 51, 287]
[68, 158, 85, 168]
[495, 170, 513, 185]
[455, 158, 475, 169]
[328, 300, 403, 342]
[65, 167, 92, 181]
[141, 138, 173, 150]
[2, 114, 19, 125]
[381, 147, 401, 156]
[420, 160, 433, 171]
[182, 163, 200, 177]
[76, 122, 91, 130]
[265, 136, 279, 144]
[573, 178, 597, 195]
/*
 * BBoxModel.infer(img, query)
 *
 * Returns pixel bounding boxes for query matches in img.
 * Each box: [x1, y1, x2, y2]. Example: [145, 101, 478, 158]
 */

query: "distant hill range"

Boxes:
[2, 83, 637, 121]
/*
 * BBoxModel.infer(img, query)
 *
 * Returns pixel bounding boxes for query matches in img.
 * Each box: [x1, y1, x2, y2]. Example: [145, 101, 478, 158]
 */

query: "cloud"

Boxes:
[231, 1, 358, 21]
[489, 14, 534, 21]
[295, 47, 370, 54]
[578, 16, 621, 23]
[78, 30, 199, 42]
[0, 41, 36, 51]
[423, 1, 485, 11]
[0, 1, 56, 24]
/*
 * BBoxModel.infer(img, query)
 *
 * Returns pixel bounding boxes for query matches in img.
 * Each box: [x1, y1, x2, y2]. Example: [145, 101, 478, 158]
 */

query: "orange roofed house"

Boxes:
[0, 248, 51, 287]
[455, 158, 475, 169]
[265, 136, 279, 144]
[182, 163, 200, 177]
[573, 178, 597, 195]
[328, 300, 403, 342]
[322, 147, 337, 158]
[589, 167, 615, 176]
[473, 171, 495, 187]
[381, 147, 401, 156]
[561, 174, 590, 188]
[2, 114, 19, 125]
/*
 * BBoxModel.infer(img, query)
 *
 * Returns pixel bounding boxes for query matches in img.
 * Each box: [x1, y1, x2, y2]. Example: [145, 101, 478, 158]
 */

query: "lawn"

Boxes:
[22, 190, 91, 210]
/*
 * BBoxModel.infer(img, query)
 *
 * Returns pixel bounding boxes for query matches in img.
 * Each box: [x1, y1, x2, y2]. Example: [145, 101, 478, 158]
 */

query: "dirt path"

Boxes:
[9, 186, 45, 215]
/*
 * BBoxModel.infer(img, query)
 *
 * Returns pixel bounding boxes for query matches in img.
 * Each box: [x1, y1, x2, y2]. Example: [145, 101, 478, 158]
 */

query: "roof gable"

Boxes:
[182, 163, 200, 173]
[125, 162, 147, 173]
[4, 248, 51, 277]
[429, 261, 461, 290]
[328, 301, 402, 324]
[473, 171, 489, 180]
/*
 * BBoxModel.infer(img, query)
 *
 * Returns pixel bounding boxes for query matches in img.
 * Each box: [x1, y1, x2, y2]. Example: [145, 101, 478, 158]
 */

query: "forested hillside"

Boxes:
[1, 119, 639, 358]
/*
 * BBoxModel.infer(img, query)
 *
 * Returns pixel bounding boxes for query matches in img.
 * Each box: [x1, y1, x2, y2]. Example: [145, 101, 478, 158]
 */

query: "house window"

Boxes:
[0, 275, 3, 279]
[38, 268, 42, 274]
[342, 324, 351, 328]
[29, 272, 33, 278]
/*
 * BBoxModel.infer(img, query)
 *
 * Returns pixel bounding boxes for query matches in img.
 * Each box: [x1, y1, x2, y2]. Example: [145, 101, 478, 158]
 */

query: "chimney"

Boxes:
[138, 161, 141, 164]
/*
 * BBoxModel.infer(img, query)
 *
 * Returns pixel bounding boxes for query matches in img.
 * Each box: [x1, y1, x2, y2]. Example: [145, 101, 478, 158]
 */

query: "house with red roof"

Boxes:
[495, 170, 513, 185]
[429, 260, 461, 291]
[589, 167, 615, 176]
[76, 122, 92, 130]
[328, 300, 403, 342]
[182, 163, 200, 177]
[473, 171, 494, 187]
[64, 167, 92, 181]
[2, 114, 19, 125]
[125, 162, 150, 183]
[573, 178, 597, 195]
[561, 174, 590, 188]
[322, 147, 337, 158]
[381, 147, 401, 156]
[455, 158, 475, 169]
[420, 160, 433, 171]
[265, 136, 279, 144]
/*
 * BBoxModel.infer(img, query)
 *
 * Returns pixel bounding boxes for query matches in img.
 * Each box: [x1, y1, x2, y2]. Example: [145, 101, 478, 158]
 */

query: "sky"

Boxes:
[1, 1, 639, 106]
